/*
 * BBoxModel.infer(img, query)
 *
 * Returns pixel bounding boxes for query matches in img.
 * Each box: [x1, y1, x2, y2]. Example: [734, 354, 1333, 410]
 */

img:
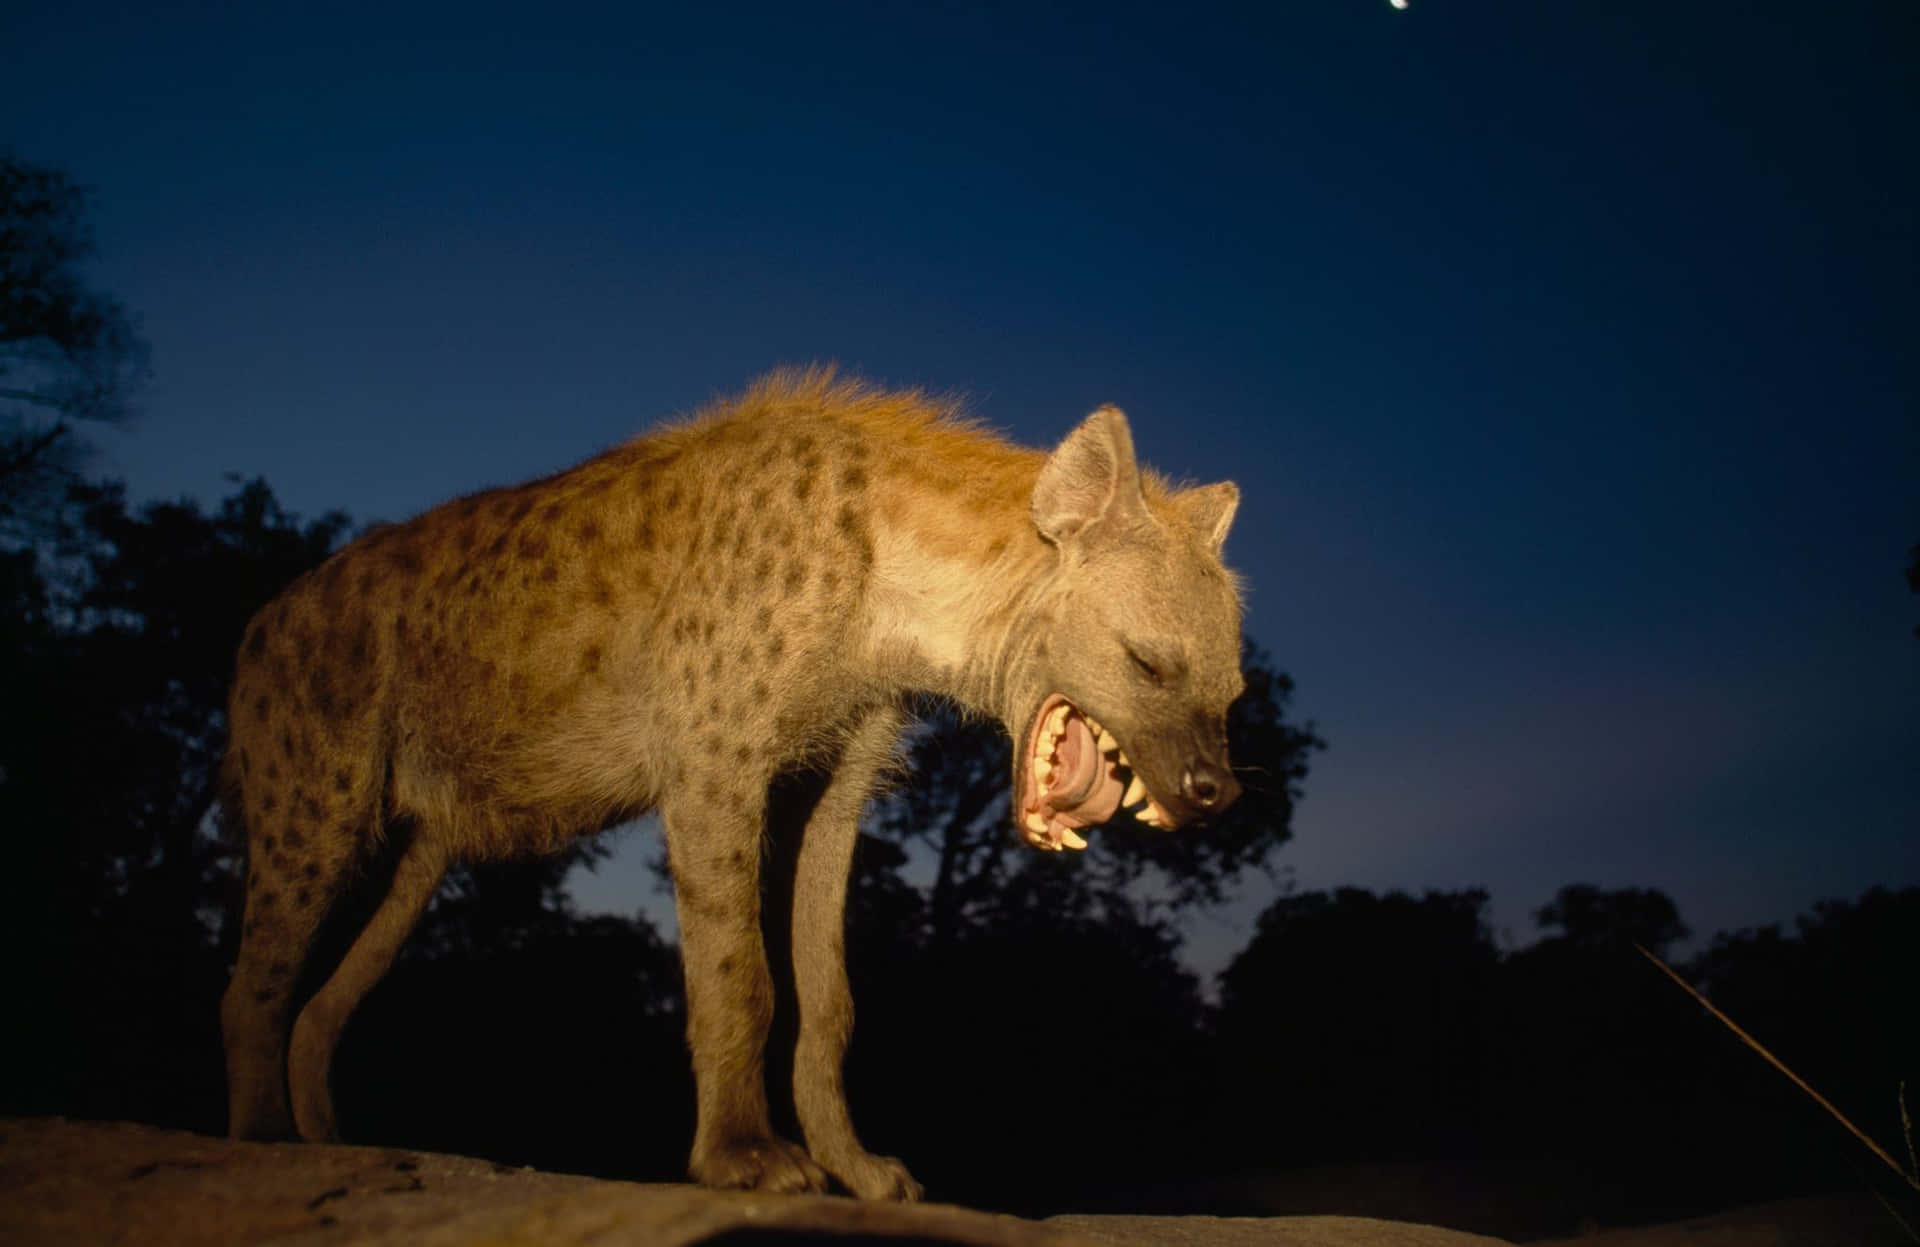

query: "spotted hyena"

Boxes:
[221, 368, 1244, 1199]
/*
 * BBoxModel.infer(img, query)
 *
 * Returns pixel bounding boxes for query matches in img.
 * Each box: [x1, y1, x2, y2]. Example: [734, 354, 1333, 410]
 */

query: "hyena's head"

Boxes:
[1006, 405, 1244, 851]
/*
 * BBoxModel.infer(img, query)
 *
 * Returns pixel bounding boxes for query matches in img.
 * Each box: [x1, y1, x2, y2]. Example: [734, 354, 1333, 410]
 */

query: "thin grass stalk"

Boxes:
[1633, 943, 1919, 1194]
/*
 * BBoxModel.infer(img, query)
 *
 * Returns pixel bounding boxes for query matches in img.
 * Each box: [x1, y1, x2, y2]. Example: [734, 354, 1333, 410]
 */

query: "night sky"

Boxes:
[7, 1, 1915, 973]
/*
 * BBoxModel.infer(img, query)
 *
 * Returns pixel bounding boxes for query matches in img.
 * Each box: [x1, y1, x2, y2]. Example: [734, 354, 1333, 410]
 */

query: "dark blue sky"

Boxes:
[7, 0, 1915, 970]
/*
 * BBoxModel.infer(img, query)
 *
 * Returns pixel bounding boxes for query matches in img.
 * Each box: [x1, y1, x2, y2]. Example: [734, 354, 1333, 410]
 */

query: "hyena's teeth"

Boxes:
[1122, 774, 1148, 807]
[1060, 828, 1088, 850]
[1036, 757, 1055, 790]
[1096, 726, 1120, 755]
[1023, 809, 1050, 835]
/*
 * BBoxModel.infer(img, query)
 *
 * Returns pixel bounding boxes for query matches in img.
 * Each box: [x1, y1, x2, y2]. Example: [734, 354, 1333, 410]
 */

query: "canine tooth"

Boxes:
[1122, 774, 1148, 807]
[1096, 727, 1119, 755]
[1060, 828, 1087, 850]
[1023, 809, 1049, 835]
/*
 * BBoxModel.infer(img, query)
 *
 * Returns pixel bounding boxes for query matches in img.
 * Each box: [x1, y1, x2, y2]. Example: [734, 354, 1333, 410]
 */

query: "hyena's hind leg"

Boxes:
[221, 793, 367, 1140]
[286, 826, 448, 1141]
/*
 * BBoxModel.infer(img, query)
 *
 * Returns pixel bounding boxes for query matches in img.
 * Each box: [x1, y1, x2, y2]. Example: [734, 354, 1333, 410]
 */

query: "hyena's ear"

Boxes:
[1031, 405, 1148, 545]
[1172, 481, 1239, 554]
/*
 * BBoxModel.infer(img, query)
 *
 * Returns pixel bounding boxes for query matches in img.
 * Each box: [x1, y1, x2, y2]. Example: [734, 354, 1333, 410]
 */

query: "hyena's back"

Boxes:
[220, 371, 1038, 1143]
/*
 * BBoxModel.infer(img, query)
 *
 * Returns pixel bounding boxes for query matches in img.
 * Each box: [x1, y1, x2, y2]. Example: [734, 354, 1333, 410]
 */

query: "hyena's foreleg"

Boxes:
[287, 828, 448, 1141]
[666, 781, 829, 1194]
[789, 704, 922, 1201]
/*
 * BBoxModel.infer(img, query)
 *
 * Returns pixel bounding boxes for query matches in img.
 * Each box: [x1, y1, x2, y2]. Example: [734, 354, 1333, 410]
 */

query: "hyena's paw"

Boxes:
[690, 1134, 830, 1195]
[825, 1150, 923, 1202]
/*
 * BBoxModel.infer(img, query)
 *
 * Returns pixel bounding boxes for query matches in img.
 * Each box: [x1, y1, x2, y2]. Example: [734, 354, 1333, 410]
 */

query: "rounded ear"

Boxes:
[1030, 405, 1148, 545]
[1172, 481, 1239, 553]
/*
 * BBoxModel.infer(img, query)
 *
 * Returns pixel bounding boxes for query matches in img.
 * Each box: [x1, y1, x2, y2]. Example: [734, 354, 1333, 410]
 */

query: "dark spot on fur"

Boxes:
[303, 862, 321, 880]
[792, 473, 814, 502]
[755, 606, 773, 631]
[708, 651, 724, 678]
[717, 956, 735, 976]
[486, 532, 510, 558]
[987, 536, 1009, 559]
[510, 497, 535, 523]
[332, 770, 351, 793]
[264, 760, 281, 782]
[268, 959, 291, 979]
[752, 553, 774, 583]
[841, 464, 867, 491]
[782, 561, 805, 595]
[258, 890, 278, 909]
[519, 534, 548, 560]
[765, 634, 784, 663]
[284, 826, 306, 849]
[538, 562, 559, 583]
[243, 626, 267, 658]
[583, 645, 602, 674]
[395, 613, 409, 637]
[751, 679, 771, 702]
[254, 987, 279, 1003]
[578, 520, 602, 545]
[296, 887, 313, 907]
[734, 743, 753, 763]
[262, 834, 278, 853]
[663, 485, 683, 512]
[252, 692, 270, 718]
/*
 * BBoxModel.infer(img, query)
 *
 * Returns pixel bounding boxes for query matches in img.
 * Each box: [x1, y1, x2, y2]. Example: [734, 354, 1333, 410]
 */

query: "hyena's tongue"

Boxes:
[1020, 695, 1126, 852]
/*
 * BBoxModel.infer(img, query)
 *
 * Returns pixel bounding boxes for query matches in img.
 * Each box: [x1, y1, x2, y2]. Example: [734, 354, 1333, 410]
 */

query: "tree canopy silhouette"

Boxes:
[0, 154, 149, 535]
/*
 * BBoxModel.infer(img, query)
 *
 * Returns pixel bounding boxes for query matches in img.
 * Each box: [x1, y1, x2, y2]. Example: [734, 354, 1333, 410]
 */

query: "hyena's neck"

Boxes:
[858, 458, 1052, 719]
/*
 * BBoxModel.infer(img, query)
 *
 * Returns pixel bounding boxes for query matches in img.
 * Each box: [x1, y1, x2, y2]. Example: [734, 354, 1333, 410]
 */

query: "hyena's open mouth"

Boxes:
[1017, 693, 1176, 851]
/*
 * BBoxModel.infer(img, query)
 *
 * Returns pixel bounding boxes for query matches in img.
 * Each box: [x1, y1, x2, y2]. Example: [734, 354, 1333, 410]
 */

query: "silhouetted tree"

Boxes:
[1687, 887, 1920, 1197]
[0, 155, 149, 535]
[1, 476, 346, 1128]
[1213, 887, 1501, 1164]
[1532, 882, 1690, 956]
[1907, 540, 1918, 640]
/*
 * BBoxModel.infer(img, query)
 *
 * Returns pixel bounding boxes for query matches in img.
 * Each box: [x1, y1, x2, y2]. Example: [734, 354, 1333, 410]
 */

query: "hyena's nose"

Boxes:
[1181, 761, 1239, 813]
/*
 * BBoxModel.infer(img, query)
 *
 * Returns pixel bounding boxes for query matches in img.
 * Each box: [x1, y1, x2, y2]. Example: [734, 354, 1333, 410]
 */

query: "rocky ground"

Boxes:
[0, 1118, 1905, 1246]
